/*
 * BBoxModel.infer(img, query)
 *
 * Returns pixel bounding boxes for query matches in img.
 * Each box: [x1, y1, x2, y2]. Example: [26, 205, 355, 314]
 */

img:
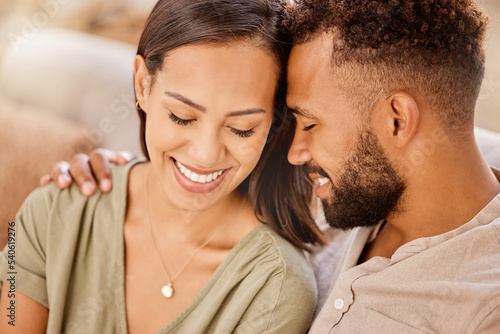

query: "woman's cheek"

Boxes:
[234, 133, 269, 167]
[146, 118, 178, 156]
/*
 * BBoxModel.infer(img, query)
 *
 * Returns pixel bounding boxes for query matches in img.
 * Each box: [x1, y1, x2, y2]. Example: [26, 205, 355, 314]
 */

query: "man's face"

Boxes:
[286, 33, 406, 230]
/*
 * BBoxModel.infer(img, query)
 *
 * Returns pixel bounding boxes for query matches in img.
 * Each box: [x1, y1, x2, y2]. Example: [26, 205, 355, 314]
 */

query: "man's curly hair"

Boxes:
[283, 0, 489, 131]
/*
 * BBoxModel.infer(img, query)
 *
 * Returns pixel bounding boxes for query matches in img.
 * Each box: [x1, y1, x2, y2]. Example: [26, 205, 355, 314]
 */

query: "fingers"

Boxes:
[115, 151, 136, 165]
[86, 149, 135, 193]
[69, 154, 97, 197]
[40, 174, 51, 186]
[39, 148, 136, 195]
[48, 161, 72, 189]
[88, 149, 114, 193]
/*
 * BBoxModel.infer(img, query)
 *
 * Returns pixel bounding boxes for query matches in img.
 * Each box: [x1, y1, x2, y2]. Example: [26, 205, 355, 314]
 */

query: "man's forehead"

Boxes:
[287, 32, 337, 115]
[288, 32, 334, 88]
[289, 33, 333, 67]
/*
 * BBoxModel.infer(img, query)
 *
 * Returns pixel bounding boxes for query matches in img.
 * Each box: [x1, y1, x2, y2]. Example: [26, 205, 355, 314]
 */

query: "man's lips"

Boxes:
[309, 172, 331, 198]
[308, 173, 331, 186]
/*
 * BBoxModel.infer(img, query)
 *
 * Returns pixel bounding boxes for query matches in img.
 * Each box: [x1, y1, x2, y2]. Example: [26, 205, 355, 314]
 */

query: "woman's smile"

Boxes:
[171, 158, 231, 194]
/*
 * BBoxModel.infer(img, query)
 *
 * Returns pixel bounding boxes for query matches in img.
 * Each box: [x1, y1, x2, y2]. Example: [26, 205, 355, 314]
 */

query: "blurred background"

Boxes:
[0, 0, 499, 247]
[476, 0, 500, 133]
[0, 0, 158, 247]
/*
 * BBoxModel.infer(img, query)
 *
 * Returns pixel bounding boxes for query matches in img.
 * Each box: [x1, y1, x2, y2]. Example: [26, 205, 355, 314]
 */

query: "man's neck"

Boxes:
[360, 141, 500, 263]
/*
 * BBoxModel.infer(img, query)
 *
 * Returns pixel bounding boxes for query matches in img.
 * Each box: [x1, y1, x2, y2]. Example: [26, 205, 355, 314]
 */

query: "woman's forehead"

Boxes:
[152, 44, 279, 111]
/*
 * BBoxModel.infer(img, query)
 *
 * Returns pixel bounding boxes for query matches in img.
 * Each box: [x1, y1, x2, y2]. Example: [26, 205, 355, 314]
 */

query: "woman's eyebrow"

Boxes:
[164, 91, 266, 117]
[226, 109, 266, 117]
[164, 91, 206, 112]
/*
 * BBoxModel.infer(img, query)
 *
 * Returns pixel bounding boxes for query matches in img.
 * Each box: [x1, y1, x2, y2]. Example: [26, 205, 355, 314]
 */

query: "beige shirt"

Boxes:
[0, 162, 317, 334]
[310, 168, 500, 334]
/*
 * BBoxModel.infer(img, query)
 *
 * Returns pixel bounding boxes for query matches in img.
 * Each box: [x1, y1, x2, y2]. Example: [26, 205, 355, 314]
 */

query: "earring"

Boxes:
[136, 102, 142, 111]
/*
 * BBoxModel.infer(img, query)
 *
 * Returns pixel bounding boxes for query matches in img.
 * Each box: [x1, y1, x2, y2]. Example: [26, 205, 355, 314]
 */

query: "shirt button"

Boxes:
[334, 298, 345, 310]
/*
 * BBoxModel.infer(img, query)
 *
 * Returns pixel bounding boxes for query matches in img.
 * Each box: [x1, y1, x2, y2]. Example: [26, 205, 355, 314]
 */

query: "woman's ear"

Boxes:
[134, 55, 151, 112]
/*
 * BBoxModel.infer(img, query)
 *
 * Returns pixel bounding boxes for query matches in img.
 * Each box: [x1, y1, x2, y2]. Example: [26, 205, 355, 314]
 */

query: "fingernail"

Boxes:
[100, 179, 111, 192]
[82, 182, 95, 196]
[120, 151, 134, 161]
[58, 174, 71, 185]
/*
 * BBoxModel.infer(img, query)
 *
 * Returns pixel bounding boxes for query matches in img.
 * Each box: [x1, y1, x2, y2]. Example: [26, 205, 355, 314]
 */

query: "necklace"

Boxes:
[145, 166, 243, 299]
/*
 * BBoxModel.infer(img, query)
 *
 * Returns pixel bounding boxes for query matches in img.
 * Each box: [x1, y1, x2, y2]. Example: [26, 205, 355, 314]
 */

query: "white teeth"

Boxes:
[174, 160, 225, 184]
[190, 172, 199, 182]
[318, 177, 330, 186]
[175, 161, 187, 174]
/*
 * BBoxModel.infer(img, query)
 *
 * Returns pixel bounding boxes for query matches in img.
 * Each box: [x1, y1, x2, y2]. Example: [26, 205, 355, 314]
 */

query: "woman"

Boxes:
[0, 0, 325, 333]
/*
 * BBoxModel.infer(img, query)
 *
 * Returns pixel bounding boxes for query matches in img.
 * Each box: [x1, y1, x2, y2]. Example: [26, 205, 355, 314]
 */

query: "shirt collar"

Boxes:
[389, 167, 500, 263]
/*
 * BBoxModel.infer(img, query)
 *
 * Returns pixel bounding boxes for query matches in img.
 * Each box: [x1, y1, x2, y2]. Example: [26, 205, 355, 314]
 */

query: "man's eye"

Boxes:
[230, 127, 255, 138]
[303, 124, 316, 131]
[169, 112, 195, 126]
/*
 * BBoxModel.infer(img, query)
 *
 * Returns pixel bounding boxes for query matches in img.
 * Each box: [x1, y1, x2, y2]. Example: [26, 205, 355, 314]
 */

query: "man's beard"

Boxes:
[308, 130, 406, 230]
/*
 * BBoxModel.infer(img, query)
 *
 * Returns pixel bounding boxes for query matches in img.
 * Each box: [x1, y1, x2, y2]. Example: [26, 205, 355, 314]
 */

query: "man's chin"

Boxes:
[321, 199, 387, 231]
[317, 129, 406, 231]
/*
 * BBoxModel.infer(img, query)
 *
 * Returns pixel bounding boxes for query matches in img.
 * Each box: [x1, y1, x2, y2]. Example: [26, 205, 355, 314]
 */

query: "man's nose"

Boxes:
[287, 126, 312, 165]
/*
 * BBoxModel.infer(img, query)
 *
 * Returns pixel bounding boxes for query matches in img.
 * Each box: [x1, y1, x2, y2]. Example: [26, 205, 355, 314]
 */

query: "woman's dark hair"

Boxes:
[136, 0, 325, 250]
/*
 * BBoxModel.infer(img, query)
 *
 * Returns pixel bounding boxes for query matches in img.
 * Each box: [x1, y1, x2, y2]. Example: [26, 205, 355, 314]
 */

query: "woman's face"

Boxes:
[135, 42, 279, 211]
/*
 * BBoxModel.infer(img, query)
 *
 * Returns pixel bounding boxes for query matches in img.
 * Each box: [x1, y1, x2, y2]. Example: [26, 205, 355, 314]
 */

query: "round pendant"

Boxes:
[161, 284, 174, 298]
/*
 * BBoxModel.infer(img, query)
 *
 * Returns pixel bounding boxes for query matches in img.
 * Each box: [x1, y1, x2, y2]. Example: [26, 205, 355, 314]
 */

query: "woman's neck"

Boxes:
[128, 162, 253, 247]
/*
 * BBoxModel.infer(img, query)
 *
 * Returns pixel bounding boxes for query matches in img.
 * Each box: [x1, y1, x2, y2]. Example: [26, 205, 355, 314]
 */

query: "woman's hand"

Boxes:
[40, 149, 136, 197]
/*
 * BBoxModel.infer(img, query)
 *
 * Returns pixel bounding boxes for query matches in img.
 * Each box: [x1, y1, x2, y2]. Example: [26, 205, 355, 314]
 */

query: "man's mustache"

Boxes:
[305, 163, 330, 179]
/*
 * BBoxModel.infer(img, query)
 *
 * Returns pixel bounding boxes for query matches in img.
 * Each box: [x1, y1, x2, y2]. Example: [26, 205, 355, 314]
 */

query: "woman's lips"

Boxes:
[171, 158, 230, 194]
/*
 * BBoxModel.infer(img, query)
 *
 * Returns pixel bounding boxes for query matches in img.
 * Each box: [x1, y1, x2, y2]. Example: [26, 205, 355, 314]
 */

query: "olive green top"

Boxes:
[1, 161, 317, 334]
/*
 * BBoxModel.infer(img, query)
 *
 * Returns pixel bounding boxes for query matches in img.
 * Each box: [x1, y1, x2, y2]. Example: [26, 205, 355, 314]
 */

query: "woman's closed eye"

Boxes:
[168, 108, 257, 138]
[169, 111, 195, 126]
[230, 127, 255, 138]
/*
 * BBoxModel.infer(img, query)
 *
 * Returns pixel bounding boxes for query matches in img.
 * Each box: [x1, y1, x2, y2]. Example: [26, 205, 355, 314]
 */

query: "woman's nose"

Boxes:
[188, 127, 226, 167]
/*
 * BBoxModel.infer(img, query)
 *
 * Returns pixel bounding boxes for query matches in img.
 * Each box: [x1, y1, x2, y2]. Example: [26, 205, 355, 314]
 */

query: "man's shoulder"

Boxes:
[490, 216, 500, 239]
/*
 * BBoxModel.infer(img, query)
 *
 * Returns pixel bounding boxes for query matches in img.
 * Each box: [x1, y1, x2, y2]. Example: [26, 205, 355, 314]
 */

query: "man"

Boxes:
[42, 0, 500, 332]
[282, 0, 500, 332]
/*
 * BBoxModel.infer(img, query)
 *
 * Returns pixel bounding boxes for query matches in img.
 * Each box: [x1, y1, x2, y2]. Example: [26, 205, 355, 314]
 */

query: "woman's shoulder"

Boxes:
[7, 159, 143, 279]
[243, 223, 317, 288]
[17, 159, 142, 235]
[37, 159, 140, 203]
[226, 224, 317, 333]
[254, 224, 314, 265]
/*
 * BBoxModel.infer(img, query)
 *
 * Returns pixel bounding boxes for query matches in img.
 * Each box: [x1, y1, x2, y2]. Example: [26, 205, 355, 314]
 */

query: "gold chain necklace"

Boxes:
[145, 165, 243, 298]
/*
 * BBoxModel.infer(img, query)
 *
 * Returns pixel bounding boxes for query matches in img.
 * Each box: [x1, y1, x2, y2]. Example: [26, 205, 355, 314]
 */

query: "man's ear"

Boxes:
[134, 55, 151, 112]
[375, 92, 420, 148]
